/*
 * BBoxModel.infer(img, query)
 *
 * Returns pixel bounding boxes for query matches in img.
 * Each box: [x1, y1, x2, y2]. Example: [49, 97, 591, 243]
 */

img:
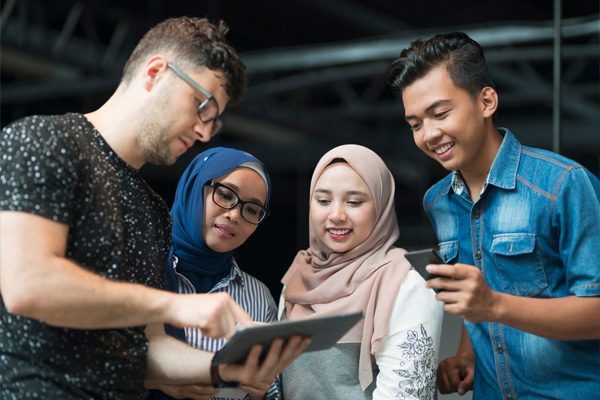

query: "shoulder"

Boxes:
[237, 269, 275, 299]
[520, 145, 583, 171]
[2, 113, 89, 156]
[387, 270, 443, 334]
[424, 173, 453, 208]
[395, 270, 440, 310]
[3, 113, 84, 136]
[518, 145, 599, 192]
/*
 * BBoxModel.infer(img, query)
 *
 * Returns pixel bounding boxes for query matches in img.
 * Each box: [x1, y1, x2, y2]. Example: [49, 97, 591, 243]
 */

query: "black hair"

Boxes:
[386, 32, 495, 101]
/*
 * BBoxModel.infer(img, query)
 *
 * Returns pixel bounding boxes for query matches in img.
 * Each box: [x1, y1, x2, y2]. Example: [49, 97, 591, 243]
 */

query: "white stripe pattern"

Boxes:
[174, 257, 280, 400]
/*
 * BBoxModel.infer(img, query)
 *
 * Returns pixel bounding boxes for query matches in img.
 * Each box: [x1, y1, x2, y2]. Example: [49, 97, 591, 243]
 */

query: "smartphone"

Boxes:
[404, 248, 445, 292]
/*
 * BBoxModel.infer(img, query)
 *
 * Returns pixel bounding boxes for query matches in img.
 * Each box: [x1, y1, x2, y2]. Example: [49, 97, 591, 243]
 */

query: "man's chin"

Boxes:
[143, 151, 178, 166]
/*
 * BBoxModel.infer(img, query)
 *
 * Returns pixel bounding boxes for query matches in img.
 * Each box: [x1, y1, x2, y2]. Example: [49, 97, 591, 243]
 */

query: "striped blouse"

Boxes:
[173, 256, 280, 400]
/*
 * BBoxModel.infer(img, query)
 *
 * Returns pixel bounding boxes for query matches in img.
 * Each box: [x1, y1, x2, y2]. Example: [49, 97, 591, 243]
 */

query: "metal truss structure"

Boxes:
[1, 0, 598, 250]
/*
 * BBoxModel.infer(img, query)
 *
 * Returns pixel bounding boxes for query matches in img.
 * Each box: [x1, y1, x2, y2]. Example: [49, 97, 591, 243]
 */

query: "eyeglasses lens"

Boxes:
[199, 98, 222, 136]
[213, 185, 265, 224]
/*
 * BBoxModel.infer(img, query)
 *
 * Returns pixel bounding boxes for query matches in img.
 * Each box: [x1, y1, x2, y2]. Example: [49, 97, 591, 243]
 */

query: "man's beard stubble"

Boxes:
[137, 95, 179, 166]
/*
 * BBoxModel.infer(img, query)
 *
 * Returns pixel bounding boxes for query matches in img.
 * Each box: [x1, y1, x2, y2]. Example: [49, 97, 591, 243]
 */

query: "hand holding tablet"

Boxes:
[211, 311, 363, 365]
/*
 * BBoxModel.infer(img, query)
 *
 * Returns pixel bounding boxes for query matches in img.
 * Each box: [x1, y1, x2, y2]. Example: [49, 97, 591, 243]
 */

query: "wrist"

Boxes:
[210, 364, 239, 388]
[143, 289, 176, 326]
[488, 290, 507, 323]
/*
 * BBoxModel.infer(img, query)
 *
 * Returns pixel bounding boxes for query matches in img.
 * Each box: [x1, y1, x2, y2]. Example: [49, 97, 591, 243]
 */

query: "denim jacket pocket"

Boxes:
[438, 241, 459, 264]
[490, 233, 548, 297]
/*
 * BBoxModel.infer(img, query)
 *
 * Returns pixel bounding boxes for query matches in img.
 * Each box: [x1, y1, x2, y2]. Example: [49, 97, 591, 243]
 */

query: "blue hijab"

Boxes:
[165, 147, 271, 298]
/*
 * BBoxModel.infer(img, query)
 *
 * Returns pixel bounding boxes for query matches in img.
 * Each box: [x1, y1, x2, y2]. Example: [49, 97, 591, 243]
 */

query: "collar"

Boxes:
[486, 128, 521, 190]
[448, 128, 521, 196]
[212, 258, 246, 291]
[172, 256, 246, 291]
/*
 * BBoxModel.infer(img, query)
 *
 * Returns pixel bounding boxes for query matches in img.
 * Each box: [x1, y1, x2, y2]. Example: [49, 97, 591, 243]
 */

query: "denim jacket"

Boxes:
[424, 129, 600, 399]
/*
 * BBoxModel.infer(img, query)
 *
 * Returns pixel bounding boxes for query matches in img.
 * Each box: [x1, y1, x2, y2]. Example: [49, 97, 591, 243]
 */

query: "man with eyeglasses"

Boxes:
[0, 16, 309, 400]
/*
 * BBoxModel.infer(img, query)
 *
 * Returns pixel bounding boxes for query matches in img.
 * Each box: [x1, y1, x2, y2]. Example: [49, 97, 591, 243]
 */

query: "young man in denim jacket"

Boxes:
[386, 32, 599, 399]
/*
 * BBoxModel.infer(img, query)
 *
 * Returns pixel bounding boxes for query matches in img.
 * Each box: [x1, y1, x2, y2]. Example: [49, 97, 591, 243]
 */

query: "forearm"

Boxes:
[493, 294, 600, 340]
[1, 211, 175, 329]
[456, 323, 475, 359]
[145, 323, 213, 385]
[2, 254, 175, 329]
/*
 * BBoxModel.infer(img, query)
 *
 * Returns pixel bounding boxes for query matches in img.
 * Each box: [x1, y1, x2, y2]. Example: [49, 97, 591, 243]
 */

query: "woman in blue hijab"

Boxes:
[148, 147, 279, 400]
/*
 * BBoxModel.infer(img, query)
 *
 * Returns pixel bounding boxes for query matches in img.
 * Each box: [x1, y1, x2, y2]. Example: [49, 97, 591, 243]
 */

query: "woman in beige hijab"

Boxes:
[279, 144, 443, 400]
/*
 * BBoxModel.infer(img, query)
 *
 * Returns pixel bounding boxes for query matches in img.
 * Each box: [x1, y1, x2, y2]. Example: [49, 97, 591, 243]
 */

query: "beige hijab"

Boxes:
[281, 144, 411, 390]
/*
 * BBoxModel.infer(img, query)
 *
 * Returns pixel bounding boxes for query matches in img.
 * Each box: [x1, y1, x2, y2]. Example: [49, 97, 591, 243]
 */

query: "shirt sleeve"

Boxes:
[0, 116, 80, 225]
[264, 376, 281, 400]
[553, 167, 600, 296]
[372, 270, 444, 400]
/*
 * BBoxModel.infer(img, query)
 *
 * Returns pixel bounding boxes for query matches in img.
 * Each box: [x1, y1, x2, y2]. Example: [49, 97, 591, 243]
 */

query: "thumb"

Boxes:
[457, 365, 474, 395]
[230, 301, 253, 327]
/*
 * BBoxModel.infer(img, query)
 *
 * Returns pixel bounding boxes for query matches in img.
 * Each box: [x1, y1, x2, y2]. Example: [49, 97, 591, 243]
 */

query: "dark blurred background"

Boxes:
[2, 0, 598, 341]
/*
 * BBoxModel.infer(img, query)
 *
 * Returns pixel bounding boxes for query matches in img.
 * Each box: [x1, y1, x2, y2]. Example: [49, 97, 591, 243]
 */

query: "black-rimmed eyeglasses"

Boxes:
[207, 181, 270, 225]
[168, 63, 223, 136]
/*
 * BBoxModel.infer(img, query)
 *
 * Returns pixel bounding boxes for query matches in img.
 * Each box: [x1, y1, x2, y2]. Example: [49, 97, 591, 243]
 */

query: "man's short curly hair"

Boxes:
[122, 17, 247, 103]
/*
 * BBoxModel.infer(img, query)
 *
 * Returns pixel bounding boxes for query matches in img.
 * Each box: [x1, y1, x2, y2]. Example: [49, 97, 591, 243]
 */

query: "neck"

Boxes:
[85, 84, 146, 169]
[460, 125, 503, 202]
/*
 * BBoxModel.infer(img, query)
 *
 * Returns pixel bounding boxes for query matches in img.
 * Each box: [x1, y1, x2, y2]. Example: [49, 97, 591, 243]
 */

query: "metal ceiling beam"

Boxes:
[1, 0, 131, 75]
[242, 44, 598, 102]
[242, 16, 599, 74]
[293, 0, 413, 34]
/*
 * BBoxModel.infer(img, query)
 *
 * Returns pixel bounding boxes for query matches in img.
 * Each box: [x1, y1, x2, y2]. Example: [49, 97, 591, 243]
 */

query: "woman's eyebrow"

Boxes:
[314, 188, 368, 196]
[220, 181, 264, 204]
[346, 190, 369, 196]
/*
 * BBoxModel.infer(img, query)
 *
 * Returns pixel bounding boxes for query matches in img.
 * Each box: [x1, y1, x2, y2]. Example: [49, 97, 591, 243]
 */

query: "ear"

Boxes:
[141, 56, 169, 92]
[480, 86, 498, 118]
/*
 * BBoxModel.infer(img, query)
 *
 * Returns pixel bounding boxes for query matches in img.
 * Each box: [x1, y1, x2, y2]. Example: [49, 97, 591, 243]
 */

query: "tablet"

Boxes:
[211, 311, 363, 365]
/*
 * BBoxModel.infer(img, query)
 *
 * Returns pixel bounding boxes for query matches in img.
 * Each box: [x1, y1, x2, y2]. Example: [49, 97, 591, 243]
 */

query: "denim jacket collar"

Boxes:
[445, 128, 521, 197]
[487, 128, 521, 190]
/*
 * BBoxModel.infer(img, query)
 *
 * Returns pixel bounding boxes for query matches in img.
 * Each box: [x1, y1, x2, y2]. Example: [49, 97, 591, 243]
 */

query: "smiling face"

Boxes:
[402, 65, 499, 177]
[310, 162, 376, 253]
[201, 167, 267, 253]
[139, 66, 230, 166]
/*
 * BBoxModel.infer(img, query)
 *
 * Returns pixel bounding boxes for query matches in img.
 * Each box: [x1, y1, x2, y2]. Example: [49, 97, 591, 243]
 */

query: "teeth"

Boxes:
[435, 143, 454, 154]
[329, 229, 350, 235]
[218, 226, 233, 235]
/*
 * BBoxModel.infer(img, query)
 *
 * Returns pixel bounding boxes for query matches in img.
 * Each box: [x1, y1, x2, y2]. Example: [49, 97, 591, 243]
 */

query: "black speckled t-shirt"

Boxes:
[0, 113, 172, 399]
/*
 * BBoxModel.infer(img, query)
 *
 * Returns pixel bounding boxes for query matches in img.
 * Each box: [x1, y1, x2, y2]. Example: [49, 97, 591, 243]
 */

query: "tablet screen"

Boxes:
[212, 311, 363, 365]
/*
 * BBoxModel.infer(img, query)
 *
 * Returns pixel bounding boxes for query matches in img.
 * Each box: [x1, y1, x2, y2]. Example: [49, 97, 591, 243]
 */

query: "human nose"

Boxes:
[422, 120, 443, 143]
[224, 204, 242, 223]
[193, 120, 213, 143]
[328, 202, 347, 223]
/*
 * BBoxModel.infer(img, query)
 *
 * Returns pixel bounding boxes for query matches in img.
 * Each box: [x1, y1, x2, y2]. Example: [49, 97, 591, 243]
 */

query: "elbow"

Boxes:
[1, 258, 52, 319]
[2, 289, 39, 317]
[1, 274, 45, 318]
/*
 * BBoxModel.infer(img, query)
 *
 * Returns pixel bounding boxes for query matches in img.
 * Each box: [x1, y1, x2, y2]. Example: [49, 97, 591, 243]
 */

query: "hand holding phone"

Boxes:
[404, 248, 445, 292]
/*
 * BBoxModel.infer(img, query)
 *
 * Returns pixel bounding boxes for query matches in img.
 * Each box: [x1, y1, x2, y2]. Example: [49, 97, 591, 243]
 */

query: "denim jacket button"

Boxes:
[497, 344, 504, 353]
[473, 209, 480, 218]
[476, 251, 481, 260]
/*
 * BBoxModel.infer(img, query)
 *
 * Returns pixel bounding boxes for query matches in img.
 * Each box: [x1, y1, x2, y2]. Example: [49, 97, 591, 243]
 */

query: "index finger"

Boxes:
[229, 300, 253, 328]
[426, 262, 474, 279]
